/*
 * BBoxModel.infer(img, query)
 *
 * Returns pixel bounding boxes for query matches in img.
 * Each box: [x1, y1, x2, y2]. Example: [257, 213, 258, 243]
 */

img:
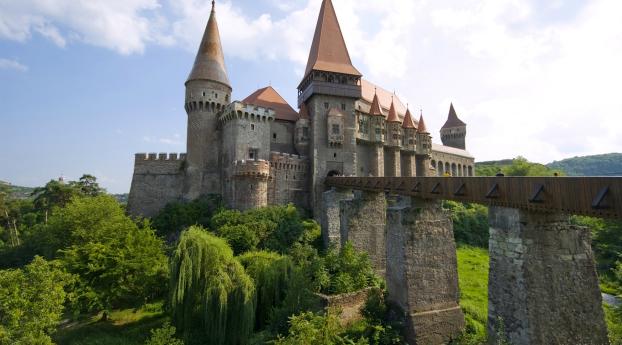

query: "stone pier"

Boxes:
[321, 188, 354, 249]
[341, 191, 387, 276]
[386, 198, 465, 345]
[488, 207, 608, 345]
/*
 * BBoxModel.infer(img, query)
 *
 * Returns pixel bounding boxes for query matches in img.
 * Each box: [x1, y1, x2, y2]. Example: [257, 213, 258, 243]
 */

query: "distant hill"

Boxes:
[547, 153, 622, 176]
[0, 181, 35, 199]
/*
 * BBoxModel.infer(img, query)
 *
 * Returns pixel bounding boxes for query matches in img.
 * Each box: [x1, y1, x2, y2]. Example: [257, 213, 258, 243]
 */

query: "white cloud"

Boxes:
[0, 58, 28, 71]
[0, 0, 172, 54]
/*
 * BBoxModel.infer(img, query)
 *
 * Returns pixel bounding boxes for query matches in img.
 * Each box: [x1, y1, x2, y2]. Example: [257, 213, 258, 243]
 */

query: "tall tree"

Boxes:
[70, 174, 105, 196]
[170, 226, 255, 345]
[31, 179, 79, 223]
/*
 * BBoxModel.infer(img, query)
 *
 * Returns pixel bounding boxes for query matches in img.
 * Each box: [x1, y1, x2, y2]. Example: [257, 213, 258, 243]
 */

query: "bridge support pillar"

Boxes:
[488, 207, 608, 345]
[340, 191, 387, 276]
[321, 188, 353, 249]
[386, 198, 464, 345]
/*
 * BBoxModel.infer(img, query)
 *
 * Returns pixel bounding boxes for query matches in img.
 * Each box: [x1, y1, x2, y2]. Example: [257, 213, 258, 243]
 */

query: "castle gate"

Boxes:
[323, 176, 621, 345]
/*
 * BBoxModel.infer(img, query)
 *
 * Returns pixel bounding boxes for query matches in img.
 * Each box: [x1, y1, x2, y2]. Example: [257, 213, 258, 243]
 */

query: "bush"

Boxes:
[170, 226, 255, 345]
[0, 256, 72, 345]
[144, 322, 184, 345]
[323, 242, 382, 294]
[444, 201, 489, 248]
[217, 224, 260, 255]
[152, 195, 222, 239]
[274, 311, 367, 345]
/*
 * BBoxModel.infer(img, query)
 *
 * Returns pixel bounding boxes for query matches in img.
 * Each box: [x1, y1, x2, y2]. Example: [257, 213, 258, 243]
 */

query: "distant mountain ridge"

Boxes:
[547, 153, 622, 176]
[476, 153, 622, 176]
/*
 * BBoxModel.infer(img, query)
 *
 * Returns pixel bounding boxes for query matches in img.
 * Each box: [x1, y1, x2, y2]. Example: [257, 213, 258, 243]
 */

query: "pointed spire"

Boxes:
[186, 0, 230, 87]
[303, 0, 362, 79]
[369, 89, 384, 116]
[299, 102, 310, 120]
[387, 97, 400, 123]
[442, 102, 466, 128]
[402, 107, 416, 129]
[417, 111, 429, 133]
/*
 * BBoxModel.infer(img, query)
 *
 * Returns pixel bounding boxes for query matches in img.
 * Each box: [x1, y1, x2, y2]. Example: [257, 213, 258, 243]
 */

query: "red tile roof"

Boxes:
[386, 98, 400, 123]
[417, 113, 429, 133]
[369, 90, 384, 117]
[442, 103, 466, 128]
[242, 86, 298, 122]
[303, 0, 362, 79]
[402, 108, 416, 129]
[361, 80, 407, 118]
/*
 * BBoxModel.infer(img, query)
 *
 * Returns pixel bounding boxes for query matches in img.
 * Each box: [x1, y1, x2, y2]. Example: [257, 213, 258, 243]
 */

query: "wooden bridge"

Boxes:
[322, 175, 620, 345]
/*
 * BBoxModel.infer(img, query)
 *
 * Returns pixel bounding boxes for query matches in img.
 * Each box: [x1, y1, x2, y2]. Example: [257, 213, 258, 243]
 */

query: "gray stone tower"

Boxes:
[440, 103, 467, 150]
[183, 0, 231, 199]
[415, 113, 433, 176]
[297, 0, 362, 216]
[385, 98, 402, 177]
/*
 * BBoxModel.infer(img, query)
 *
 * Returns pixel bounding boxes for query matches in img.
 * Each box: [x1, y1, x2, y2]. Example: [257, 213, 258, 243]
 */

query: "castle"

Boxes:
[128, 0, 475, 218]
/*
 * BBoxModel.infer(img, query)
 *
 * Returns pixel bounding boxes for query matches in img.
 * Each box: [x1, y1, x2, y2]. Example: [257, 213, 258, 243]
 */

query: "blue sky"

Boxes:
[1, 0, 621, 193]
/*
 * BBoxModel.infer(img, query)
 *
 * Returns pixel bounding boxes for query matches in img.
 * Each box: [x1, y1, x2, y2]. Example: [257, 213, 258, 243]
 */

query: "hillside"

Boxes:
[0, 181, 35, 199]
[547, 153, 622, 176]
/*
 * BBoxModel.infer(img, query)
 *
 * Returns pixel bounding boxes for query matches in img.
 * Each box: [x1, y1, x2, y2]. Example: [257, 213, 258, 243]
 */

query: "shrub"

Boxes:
[152, 195, 222, 239]
[144, 322, 184, 345]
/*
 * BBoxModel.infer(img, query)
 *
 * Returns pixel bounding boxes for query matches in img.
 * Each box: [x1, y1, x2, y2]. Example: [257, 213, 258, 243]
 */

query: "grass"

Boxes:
[54, 303, 167, 345]
[453, 245, 489, 344]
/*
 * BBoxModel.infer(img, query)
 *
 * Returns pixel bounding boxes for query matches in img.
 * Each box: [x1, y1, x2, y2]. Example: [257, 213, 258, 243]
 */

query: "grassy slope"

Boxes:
[54, 307, 167, 345]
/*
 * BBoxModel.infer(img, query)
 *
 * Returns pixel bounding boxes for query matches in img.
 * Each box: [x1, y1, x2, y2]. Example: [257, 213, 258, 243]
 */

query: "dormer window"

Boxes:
[332, 124, 340, 134]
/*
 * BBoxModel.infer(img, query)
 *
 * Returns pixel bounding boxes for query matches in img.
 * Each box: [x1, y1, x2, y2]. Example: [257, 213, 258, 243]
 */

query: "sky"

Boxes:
[1, 0, 621, 193]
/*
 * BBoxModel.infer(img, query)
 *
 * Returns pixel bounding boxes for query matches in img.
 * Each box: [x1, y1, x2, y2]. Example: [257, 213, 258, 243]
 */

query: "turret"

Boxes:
[385, 97, 401, 147]
[183, 0, 231, 198]
[415, 112, 433, 176]
[440, 103, 467, 150]
[369, 90, 385, 143]
[295, 103, 311, 155]
[401, 107, 416, 152]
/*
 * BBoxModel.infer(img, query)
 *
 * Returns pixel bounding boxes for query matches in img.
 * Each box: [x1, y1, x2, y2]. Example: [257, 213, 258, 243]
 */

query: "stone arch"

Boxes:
[457, 164, 462, 176]
[451, 163, 457, 176]
[468, 166, 473, 176]
[438, 161, 444, 176]
[445, 162, 450, 175]
[327, 170, 342, 177]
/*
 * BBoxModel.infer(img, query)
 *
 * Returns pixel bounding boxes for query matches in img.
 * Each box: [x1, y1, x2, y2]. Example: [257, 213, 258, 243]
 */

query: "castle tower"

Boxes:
[369, 90, 385, 176]
[415, 113, 433, 177]
[183, 0, 232, 199]
[440, 103, 467, 150]
[400, 107, 417, 176]
[295, 103, 311, 155]
[298, 0, 362, 217]
[385, 98, 401, 177]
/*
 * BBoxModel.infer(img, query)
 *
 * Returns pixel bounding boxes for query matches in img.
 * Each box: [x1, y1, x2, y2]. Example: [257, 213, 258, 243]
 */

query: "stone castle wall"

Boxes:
[127, 153, 186, 217]
[268, 152, 309, 210]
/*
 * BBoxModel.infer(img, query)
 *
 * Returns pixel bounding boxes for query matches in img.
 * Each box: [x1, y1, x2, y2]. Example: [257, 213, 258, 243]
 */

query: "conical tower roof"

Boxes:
[417, 112, 429, 133]
[303, 0, 362, 79]
[442, 103, 466, 128]
[387, 97, 400, 123]
[186, 1, 230, 87]
[369, 89, 384, 116]
[402, 108, 416, 129]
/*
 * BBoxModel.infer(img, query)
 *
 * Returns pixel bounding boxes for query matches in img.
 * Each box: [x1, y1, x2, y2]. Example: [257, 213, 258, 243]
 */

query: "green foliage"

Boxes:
[0, 256, 72, 345]
[144, 322, 184, 345]
[323, 242, 382, 294]
[348, 289, 404, 345]
[68, 174, 106, 197]
[274, 311, 367, 345]
[605, 305, 622, 345]
[444, 201, 489, 247]
[217, 224, 260, 255]
[238, 251, 294, 330]
[170, 227, 255, 345]
[56, 196, 169, 313]
[211, 205, 319, 255]
[151, 195, 222, 239]
[547, 153, 622, 177]
[572, 216, 622, 294]
[476, 156, 562, 177]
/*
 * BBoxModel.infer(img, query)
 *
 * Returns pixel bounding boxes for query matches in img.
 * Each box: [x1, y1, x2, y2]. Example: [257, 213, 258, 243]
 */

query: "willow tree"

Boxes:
[170, 226, 255, 345]
[238, 251, 293, 329]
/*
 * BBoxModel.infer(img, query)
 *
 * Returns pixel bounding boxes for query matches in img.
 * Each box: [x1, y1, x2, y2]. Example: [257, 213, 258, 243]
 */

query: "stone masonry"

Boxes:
[386, 198, 465, 345]
[488, 206, 609, 345]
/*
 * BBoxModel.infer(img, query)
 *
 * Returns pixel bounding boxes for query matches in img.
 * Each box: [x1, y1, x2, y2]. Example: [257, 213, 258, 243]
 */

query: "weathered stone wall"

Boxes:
[430, 152, 474, 177]
[316, 288, 373, 325]
[340, 191, 387, 277]
[268, 152, 309, 210]
[127, 153, 185, 217]
[386, 198, 464, 345]
[321, 188, 354, 249]
[488, 207, 608, 345]
[400, 152, 415, 177]
[384, 147, 401, 177]
[270, 120, 296, 154]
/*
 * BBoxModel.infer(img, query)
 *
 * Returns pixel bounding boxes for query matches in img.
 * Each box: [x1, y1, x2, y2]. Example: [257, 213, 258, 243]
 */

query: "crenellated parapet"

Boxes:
[269, 152, 308, 175]
[133, 153, 187, 175]
[218, 101, 276, 126]
[233, 159, 271, 179]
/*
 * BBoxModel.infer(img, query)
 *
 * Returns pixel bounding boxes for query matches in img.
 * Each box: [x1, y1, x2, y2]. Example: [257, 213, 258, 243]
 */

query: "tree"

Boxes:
[170, 226, 255, 345]
[274, 311, 367, 345]
[144, 322, 184, 345]
[323, 242, 382, 294]
[444, 201, 489, 247]
[31, 179, 80, 223]
[152, 195, 222, 239]
[238, 251, 294, 330]
[70, 174, 106, 196]
[0, 256, 72, 345]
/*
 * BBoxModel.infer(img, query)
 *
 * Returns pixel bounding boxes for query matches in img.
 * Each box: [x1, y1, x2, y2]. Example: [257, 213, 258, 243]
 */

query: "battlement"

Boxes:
[270, 152, 308, 174]
[135, 153, 187, 162]
[233, 159, 271, 178]
[219, 101, 276, 125]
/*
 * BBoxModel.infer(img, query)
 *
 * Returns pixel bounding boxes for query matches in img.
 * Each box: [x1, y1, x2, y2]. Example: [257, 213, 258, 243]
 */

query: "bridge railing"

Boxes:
[325, 176, 622, 219]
